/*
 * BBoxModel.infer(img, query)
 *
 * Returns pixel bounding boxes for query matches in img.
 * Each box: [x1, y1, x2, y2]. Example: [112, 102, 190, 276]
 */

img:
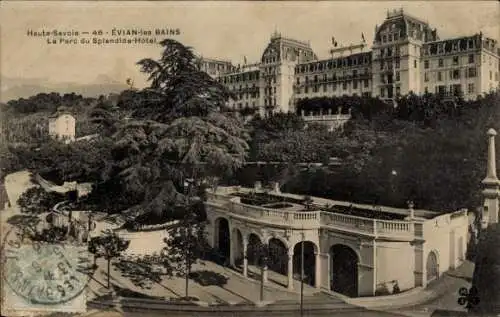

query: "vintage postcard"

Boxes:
[1, 1, 499, 317]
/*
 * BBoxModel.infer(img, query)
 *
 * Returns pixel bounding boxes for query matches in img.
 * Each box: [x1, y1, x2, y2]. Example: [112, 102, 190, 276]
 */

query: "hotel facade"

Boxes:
[202, 9, 500, 117]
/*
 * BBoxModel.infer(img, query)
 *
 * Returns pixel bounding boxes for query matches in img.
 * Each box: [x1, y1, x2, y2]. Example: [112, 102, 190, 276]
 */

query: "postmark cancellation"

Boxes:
[1, 227, 91, 315]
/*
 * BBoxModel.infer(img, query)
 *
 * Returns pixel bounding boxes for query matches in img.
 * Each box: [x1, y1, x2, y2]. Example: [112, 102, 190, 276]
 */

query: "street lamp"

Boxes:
[300, 228, 305, 317]
[260, 253, 268, 302]
[390, 169, 398, 206]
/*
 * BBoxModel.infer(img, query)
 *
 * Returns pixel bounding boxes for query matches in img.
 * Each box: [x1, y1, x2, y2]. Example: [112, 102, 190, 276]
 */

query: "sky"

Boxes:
[1, 1, 499, 92]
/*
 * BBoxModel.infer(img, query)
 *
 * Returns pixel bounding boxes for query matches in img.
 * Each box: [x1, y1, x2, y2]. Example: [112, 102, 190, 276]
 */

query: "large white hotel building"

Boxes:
[200, 9, 500, 117]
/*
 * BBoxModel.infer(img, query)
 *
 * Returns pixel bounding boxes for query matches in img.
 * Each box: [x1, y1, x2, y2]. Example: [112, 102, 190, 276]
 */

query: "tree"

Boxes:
[162, 199, 209, 298]
[98, 39, 248, 297]
[96, 39, 248, 223]
[88, 230, 130, 289]
[17, 187, 65, 214]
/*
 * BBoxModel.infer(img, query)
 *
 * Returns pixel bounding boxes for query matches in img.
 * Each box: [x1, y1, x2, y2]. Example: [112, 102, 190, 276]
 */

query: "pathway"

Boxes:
[87, 256, 333, 306]
[381, 261, 474, 317]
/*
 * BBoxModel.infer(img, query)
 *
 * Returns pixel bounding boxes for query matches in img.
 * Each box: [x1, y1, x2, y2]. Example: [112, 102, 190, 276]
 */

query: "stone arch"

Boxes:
[293, 240, 318, 287]
[330, 244, 359, 297]
[426, 250, 440, 283]
[268, 237, 288, 275]
[232, 228, 244, 266]
[214, 217, 231, 262]
[247, 233, 263, 266]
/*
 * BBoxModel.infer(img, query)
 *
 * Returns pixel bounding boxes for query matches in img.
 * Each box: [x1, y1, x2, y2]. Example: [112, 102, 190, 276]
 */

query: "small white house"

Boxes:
[48, 112, 76, 143]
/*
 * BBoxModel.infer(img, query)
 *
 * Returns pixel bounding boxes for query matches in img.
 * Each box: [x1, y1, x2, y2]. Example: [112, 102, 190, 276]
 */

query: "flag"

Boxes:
[361, 32, 366, 43]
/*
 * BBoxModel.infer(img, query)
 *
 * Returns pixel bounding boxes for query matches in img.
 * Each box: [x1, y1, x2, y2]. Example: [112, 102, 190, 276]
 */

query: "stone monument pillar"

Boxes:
[468, 128, 500, 315]
[481, 128, 499, 225]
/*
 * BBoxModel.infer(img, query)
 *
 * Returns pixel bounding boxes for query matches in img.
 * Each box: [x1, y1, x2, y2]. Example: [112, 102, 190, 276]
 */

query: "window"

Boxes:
[396, 71, 400, 82]
[453, 56, 459, 66]
[353, 80, 358, 89]
[382, 35, 387, 43]
[438, 72, 442, 81]
[395, 58, 400, 69]
[424, 72, 429, 82]
[414, 60, 417, 68]
[468, 67, 477, 77]
[342, 82, 347, 90]
[380, 87, 385, 97]
[438, 59, 443, 67]
[323, 84, 327, 92]
[468, 54, 474, 64]
[468, 83, 475, 94]
[490, 71, 493, 80]
[424, 60, 429, 69]
[305, 86, 309, 93]
[332, 83, 337, 91]
[380, 61, 385, 70]
[424, 86, 428, 94]
[452, 69, 460, 80]
[364, 79, 369, 88]
[396, 87, 401, 96]
[438, 85, 446, 94]
[296, 77, 300, 85]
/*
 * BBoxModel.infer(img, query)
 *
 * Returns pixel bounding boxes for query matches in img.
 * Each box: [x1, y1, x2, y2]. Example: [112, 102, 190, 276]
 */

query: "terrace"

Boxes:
[206, 186, 443, 240]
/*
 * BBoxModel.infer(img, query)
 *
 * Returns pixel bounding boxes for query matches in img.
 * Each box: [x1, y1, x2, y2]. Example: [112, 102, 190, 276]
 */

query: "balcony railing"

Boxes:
[205, 191, 424, 240]
[302, 114, 351, 122]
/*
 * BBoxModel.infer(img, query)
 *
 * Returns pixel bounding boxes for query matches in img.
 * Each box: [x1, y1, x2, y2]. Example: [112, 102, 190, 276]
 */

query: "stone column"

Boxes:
[262, 264, 268, 283]
[229, 230, 236, 267]
[314, 252, 321, 288]
[337, 106, 342, 115]
[482, 128, 500, 226]
[301, 109, 305, 117]
[243, 236, 248, 277]
[287, 252, 294, 290]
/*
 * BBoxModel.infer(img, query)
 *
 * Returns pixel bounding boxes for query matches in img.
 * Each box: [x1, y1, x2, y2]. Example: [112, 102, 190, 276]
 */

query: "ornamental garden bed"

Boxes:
[232, 192, 305, 206]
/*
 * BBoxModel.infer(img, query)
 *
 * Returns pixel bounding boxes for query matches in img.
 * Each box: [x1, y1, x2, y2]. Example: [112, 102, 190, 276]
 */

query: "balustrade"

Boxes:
[320, 212, 375, 233]
[376, 219, 414, 238]
[210, 195, 418, 238]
